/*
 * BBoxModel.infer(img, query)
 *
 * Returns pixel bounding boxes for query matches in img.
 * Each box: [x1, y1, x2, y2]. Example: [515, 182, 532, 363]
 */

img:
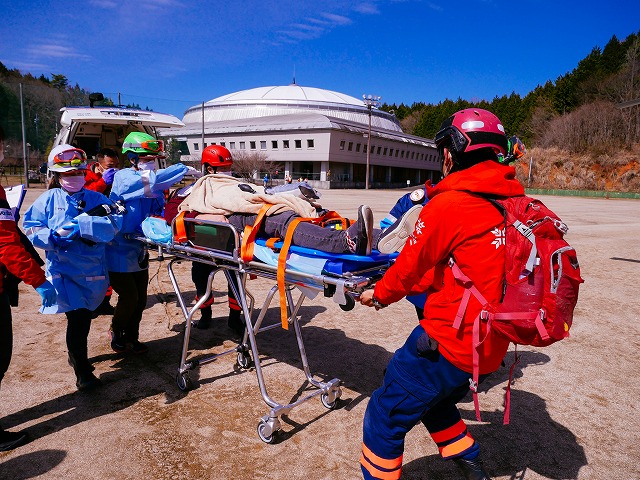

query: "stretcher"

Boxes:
[137, 216, 396, 443]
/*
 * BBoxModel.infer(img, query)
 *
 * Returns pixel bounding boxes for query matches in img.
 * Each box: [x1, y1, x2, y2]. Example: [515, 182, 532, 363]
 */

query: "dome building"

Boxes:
[171, 84, 440, 188]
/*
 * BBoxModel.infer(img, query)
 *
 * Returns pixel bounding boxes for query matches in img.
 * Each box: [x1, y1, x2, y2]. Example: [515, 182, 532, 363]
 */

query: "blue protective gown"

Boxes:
[107, 164, 187, 273]
[23, 188, 120, 314]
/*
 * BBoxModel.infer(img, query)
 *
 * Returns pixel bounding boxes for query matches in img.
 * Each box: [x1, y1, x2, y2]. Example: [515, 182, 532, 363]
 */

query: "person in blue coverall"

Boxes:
[23, 144, 120, 391]
[106, 132, 188, 354]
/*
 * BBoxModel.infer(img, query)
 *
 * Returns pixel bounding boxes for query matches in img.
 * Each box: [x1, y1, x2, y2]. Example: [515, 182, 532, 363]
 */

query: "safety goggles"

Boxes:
[123, 140, 164, 152]
[53, 149, 87, 166]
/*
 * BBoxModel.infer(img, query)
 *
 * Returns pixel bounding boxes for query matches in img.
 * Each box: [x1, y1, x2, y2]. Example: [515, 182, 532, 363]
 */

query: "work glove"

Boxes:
[101, 168, 117, 185]
[35, 280, 57, 307]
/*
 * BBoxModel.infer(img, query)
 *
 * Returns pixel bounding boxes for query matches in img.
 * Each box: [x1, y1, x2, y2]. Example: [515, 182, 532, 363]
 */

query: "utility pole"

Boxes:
[20, 83, 29, 187]
[362, 94, 381, 190]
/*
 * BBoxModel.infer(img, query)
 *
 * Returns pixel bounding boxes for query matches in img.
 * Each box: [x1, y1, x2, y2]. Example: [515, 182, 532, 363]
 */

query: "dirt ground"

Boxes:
[0, 185, 638, 480]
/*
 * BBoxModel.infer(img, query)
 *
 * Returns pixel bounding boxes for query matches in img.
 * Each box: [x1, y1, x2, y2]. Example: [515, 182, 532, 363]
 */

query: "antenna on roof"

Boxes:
[292, 65, 296, 85]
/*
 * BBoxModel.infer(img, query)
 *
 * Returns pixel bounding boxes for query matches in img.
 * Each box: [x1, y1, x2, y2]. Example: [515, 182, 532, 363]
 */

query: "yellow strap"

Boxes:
[240, 204, 273, 262]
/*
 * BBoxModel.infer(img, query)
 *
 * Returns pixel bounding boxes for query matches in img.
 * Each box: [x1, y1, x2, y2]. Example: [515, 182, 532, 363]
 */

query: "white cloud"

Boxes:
[25, 43, 91, 61]
[353, 3, 381, 14]
[319, 12, 352, 26]
[89, 0, 118, 8]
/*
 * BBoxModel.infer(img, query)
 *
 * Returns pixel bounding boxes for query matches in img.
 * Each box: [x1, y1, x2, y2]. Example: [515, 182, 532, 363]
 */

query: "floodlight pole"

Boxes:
[362, 94, 381, 190]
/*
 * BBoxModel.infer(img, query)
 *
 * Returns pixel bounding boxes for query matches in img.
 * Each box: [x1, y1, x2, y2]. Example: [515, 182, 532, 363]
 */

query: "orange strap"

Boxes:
[276, 217, 308, 329]
[265, 237, 280, 250]
[240, 204, 273, 262]
[174, 211, 187, 243]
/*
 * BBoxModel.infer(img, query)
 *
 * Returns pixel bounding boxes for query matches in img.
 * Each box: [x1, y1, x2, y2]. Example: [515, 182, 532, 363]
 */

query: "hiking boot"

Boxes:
[376, 204, 422, 254]
[453, 457, 492, 480]
[193, 308, 212, 329]
[0, 429, 28, 451]
[130, 340, 149, 354]
[109, 329, 127, 353]
[76, 372, 102, 391]
[228, 310, 245, 337]
[347, 205, 373, 256]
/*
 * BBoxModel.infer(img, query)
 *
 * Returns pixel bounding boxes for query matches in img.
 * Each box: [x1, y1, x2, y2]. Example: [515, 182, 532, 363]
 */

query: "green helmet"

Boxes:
[122, 131, 165, 156]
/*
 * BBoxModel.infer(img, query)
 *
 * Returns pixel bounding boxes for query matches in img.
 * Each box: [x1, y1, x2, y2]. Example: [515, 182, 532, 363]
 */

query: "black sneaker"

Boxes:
[109, 329, 127, 353]
[76, 372, 103, 391]
[130, 340, 149, 354]
[355, 205, 373, 256]
[0, 429, 28, 451]
[376, 204, 422, 254]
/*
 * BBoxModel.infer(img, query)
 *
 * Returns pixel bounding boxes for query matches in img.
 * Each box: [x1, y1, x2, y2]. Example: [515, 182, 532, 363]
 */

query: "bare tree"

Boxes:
[231, 150, 282, 182]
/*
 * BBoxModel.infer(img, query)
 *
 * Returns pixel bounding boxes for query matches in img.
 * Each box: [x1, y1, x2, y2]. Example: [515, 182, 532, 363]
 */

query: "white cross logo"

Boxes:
[491, 227, 505, 249]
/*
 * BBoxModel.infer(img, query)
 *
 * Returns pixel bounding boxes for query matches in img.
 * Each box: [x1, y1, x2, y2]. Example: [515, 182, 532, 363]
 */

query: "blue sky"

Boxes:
[2, 0, 639, 119]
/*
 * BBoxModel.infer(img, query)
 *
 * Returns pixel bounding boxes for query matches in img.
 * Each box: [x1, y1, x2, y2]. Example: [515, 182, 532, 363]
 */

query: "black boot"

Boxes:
[228, 309, 244, 337]
[68, 354, 102, 391]
[194, 306, 212, 329]
[0, 427, 28, 451]
[453, 457, 492, 480]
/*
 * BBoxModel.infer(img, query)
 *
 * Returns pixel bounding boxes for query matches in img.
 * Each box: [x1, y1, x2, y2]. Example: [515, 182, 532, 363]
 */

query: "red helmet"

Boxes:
[434, 108, 508, 157]
[202, 145, 232, 169]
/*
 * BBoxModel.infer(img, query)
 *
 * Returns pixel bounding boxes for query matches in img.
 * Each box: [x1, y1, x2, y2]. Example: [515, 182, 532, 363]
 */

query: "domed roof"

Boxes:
[209, 85, 364, 107]
[182, 84, 402, 132]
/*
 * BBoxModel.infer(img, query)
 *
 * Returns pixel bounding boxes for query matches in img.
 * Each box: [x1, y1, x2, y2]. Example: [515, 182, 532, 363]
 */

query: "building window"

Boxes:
[348, 142, 353, 151]
[356, 143, 361, 152]
[401, 150, 405, 158]
[272, 140, 278, 149]
[383, 147, 388, 155]
[295, 139, 302, 149]
[339, 140, 345, 150]
[389, 148, 394, 156]
[395, 150, 399, 157]
[220, 142, 225, 147]
[376, 146, 382, 155]
[239, 141, 246, 150]
[194, 143, 199, 151]
[260, 141, 267, 150]
[307, 139, 314, 148]
[250, 141, 256, 150]
[283, 140, 290, 149]
[229, 142, 236, 149]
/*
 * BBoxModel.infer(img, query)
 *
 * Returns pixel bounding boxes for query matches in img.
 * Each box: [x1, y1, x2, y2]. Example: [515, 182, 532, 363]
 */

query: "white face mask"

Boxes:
[137, 161, 156, 171]
[60, 175, 85, 193]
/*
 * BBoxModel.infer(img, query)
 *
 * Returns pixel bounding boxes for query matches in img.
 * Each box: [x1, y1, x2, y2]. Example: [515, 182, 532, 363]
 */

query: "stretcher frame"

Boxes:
[137, 217, 393, 443]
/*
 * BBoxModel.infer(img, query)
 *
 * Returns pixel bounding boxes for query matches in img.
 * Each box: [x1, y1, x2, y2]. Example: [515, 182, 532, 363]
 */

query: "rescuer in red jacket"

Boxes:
[0, 126, 56, 451]
[359, 109, 525, 480]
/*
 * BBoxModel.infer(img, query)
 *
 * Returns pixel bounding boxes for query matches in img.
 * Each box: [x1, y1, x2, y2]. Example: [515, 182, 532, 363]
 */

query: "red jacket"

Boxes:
[0, 186, 46, 294]
[84, 162, 108, 194]
[374, 161, 525, 374]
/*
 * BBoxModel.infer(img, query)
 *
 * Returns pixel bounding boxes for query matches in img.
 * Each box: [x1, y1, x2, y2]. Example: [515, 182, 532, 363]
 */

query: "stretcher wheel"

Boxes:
[237, 351, 252, 369]
[176, 372, 193, 392]
[257, 421, 276, 444]
[321, 392, 338, 410]
[339, 296, 355, 311]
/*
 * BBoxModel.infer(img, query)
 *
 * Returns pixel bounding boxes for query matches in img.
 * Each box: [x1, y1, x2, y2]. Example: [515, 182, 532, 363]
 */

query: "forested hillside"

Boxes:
[2, 31, 639, 192]
[382, 32, 640, 192]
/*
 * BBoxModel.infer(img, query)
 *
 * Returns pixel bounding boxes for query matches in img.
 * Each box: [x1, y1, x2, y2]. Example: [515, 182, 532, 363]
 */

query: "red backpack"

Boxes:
[449, 194, 584, 423]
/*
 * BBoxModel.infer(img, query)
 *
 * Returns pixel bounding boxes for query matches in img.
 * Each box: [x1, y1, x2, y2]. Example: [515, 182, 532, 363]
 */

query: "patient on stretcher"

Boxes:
[174, 174, 382, 256]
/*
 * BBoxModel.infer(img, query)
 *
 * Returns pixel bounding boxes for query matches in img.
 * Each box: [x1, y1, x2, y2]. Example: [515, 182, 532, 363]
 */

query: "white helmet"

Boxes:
[48, 144, 88, 173]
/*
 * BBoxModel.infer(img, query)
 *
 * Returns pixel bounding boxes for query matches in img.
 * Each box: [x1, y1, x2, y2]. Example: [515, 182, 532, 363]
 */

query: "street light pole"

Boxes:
[362, 94, 381, 190]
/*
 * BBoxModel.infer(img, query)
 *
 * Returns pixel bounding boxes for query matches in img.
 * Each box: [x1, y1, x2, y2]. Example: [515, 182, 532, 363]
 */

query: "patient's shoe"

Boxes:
[376, 204, 422, 254]
[346, 205, 373, 256]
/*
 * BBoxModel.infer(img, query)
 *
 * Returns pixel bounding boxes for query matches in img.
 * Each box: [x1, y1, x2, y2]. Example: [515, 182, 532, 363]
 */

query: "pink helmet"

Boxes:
[434, 108, 508, 157]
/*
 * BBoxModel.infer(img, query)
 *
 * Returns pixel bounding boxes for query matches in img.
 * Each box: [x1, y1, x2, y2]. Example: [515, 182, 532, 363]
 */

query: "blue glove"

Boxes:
[35, 280, 57, 307]
[101, 168, 117, 185]
[50, 230, 74, 248]
[59, 218, 80, 238]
